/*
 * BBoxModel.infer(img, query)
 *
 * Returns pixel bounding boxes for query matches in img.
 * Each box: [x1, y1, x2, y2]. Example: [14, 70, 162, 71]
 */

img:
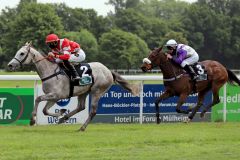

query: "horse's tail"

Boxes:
[227, 69, 240, 86]
[111, 71, 140, 96]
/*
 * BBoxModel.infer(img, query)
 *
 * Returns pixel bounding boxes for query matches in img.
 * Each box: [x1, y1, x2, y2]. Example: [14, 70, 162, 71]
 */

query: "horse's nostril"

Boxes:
[8, 64, 12, 68]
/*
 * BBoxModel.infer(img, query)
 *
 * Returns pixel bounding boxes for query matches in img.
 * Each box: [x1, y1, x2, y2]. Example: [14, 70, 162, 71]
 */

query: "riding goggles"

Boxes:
[167, 46, 174, 50]
[47, 41, 58, 49]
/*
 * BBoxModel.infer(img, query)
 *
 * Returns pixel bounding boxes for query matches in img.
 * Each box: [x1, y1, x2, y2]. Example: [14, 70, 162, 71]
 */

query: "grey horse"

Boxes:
[8, 42, 140, 131]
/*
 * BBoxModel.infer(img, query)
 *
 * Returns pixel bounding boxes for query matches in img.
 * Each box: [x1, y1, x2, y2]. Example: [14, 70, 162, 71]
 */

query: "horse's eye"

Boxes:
[20, 52, 25, 56]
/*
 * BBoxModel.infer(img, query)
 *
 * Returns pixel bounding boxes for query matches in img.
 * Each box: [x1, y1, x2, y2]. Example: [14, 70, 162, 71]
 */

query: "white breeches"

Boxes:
[69, 49, 86, 63]
[180, 52, 199, 67]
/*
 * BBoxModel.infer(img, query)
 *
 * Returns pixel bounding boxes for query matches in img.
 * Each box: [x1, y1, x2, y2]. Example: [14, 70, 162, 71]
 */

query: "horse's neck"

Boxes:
[31, 49, 59, 78]
[159, 61, 184, 79]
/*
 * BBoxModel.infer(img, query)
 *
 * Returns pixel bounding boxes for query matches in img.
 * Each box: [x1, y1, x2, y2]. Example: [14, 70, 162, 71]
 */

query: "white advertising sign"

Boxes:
[36, 85, 88, 125]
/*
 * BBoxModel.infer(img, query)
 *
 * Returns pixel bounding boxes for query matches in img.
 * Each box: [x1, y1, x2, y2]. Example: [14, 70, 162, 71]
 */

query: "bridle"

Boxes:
[12, 44, 63, 82]
[147, 49, 183, 81]
[13, 46, 31, 68]
[14, 46, 47, 67]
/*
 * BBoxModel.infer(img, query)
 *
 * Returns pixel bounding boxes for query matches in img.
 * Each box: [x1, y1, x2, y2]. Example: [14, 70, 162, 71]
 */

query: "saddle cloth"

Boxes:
[192, 63, 207, 81]
[60, 63, 93, 86]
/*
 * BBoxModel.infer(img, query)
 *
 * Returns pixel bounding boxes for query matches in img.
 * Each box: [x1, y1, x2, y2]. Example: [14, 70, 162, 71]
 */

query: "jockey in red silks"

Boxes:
[165, 39, 199, 80]
[45, 33, 86, 81]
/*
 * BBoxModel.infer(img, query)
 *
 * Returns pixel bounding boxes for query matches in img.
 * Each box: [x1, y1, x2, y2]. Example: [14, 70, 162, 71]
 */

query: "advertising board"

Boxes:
[36, 85, 88, 125]
[92, 84, 212, 123]
[0, 88, 33, 125]
[212, 84, 240, 122]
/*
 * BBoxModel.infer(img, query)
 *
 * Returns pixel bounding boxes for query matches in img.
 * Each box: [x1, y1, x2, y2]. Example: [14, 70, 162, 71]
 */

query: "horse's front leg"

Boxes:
[175, 93, 189, 114]
[79, 93, 102, 132]
[30, 93, 60, 126]
[58, 93, 88, 124]
[155, 91, 172, 124]
[187, 90, 206, 121]
[30, 96, 41, 126]
[200, 86, 220, 118]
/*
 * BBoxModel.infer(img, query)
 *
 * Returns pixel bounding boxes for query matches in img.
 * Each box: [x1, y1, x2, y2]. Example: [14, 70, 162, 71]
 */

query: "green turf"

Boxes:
[0, 123, 239, 160]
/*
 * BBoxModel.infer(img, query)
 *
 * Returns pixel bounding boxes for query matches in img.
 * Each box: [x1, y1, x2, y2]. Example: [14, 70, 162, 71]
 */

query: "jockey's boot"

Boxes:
[64, 60, 80, 80]
[183, 65, 198, 81]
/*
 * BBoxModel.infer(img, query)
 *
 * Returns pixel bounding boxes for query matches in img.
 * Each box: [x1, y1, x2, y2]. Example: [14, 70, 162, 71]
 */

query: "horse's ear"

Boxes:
[25, 41, 32, 46]
[156, 46, 163, 52]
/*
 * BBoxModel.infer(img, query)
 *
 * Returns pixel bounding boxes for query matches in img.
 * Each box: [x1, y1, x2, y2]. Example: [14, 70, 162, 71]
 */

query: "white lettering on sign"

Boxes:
[0, 97, 12, 120]
[114, 116, 131, 123]
[0, 98, 7, 108]
[110, 91, 122, 99]
[0, 109, 12, 119]
[220, 94, 240, 103]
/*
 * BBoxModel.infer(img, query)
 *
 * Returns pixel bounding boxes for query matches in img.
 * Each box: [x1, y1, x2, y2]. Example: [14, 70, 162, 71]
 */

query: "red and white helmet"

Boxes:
[45, 34, 59, 43]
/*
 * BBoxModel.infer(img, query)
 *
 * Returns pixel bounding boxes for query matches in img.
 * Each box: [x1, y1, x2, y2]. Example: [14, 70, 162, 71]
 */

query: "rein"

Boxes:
[149, 49, 184, 82]
[15, 46, 64, 82]
[163, 73, 183, 81]
[33, 57, 49, 64]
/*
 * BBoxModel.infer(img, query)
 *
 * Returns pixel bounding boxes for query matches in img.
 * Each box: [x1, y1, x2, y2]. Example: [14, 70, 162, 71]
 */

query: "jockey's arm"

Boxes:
[172, 50, 187, 65]
[56, 50, 71, 60]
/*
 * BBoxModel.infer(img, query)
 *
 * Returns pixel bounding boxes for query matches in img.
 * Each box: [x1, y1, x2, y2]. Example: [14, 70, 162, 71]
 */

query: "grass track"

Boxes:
[0, 123, 240, 160]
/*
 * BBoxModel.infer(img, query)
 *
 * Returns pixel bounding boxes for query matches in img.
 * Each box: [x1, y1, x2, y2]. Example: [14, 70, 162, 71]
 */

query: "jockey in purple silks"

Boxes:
[165, 39, 199, 80]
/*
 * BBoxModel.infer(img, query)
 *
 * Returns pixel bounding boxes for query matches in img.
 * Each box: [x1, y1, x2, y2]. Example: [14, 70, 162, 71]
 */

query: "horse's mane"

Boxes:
[29, 45, 48, 57]
[153, 46, 184, 76]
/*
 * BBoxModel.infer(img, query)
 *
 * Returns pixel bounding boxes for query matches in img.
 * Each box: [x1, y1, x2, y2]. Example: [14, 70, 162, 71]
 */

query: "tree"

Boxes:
[114, 8, 161, 48]
[0, 3, 63, 69]
[54, 4, 91, 32]
[63, 29, 98, 62]
[160, 31, 188, 49]
[107, 0, 126, 13]
[99, 29, 149, 69]
[54, 3, 111, 39]
[136, 0, 189, 20]
[0, 7, 18, 68]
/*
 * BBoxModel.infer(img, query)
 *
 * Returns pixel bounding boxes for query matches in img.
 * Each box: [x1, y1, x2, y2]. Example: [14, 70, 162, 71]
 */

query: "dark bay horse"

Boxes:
[141, 47, 240, 123]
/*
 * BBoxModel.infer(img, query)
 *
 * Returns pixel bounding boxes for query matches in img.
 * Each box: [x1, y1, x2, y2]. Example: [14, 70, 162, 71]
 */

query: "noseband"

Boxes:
[147, 49, 183, 81]
[14, 46, 47, 67]
[13, 47, 31, 67]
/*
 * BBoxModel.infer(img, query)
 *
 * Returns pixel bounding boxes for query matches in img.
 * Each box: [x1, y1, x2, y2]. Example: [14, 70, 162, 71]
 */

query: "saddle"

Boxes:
[59, 63, 94, 97]
[191, 63, 208, 81]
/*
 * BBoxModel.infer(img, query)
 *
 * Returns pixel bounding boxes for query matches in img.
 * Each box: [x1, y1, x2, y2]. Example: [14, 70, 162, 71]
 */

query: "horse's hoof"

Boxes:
[183, 118, 191, 123]
[200, 113, 205, 118]
[58, 116, 68, 124]
[79, 127, 85, 132]
[60, 109, 67, 115]
[156, 118, 161, 124]
[58, 118, 64, 124]
[30, 118, 35, 126]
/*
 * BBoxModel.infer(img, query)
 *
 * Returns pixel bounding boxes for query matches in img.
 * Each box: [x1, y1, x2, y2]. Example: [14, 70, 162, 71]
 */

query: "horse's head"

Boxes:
[141, 47, 166, 72]
[8, 42, 35, 71]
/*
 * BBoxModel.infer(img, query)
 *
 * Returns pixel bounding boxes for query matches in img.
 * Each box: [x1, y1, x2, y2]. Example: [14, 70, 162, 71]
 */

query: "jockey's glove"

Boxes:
[48, 52, 55, 57]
